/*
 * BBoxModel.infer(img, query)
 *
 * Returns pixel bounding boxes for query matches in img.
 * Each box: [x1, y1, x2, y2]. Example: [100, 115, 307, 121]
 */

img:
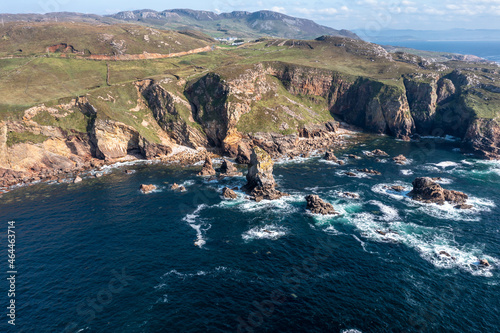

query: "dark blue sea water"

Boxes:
[379, 41, 500, 63]
[1, 135, 499, 333]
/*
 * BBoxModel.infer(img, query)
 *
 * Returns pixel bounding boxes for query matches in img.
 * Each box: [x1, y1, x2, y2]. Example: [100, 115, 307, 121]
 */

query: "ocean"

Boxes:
[0, 135, 499, 332]
[379, 41, 500, 63]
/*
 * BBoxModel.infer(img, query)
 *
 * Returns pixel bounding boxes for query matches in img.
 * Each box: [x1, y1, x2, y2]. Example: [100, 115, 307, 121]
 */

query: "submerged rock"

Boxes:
[197, 156, 216, 176]
[371, 149, 389, 157]
[222, 187, 238, 199]
[357, 168, 381, 175]
[305, 195, 338, 215]
[455, 204, 473, 210]
[409, 177, 469, 206]
[393, 154, 407, 164]
[342, 192, 360, 199]
[140, 184, 157, 194]
[479, 259, 490, 267]
[244, 147, 288, 201]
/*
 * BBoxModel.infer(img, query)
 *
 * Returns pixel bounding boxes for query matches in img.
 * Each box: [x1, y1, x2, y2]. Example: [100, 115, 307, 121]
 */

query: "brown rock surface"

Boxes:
[305, 195, 338, 215]
[197, 156, 216, 176]
[140, 184, 157, 194]
[409, 177, 469, 205]
[222, 187, 238, 199]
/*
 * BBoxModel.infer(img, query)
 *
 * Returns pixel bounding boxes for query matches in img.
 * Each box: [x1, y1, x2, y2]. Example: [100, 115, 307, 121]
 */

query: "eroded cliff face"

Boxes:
[136, 79, 208, 148]
[1, 60, 498, 188]
[463, 118, 500, 160]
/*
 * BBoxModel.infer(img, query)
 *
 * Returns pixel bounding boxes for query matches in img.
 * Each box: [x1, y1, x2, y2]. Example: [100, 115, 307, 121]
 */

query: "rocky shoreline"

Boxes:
[0, 120, 359, 195]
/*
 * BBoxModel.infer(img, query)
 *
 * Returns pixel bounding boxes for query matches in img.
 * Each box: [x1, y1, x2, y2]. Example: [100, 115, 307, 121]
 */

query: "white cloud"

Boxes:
[270, 6, 287, 13]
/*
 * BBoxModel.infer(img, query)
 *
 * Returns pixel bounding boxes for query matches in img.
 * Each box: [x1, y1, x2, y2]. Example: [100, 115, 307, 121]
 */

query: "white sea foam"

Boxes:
[368, 200, 400, 221]
[434, 161, 459, 168]
[242, 224, 288, 241]
[433, 177, 453, 185]
[412, 198, 490, 222]
[342, 329, 363, 333]
[182, 204, 210, 248]
[347, 211, 496, 276]
[335, 170, 372, 179]
[400, 169, 414, 176]
[233, 194, 303, 214]
[180, 180, 195, 187]
[371, 183, 412, 201]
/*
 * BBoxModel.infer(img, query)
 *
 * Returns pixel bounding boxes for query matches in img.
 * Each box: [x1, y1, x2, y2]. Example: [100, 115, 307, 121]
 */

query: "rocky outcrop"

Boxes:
[298, 121, 339, 138]
[140, 184, 157, 194]
[244, 147, 288, 201]
[370, 149, 389, 157]
[463, 118, 500, 160]
[357, 168, 381, 175]
[219, 159, 241, 176]
[393, 154, 407, 164]
[91, 119, 141, 160]
[324, 151, 338, 162]
[197, 156, 216, 176]
[222, 187, 238, 199]
[409, 177, 469, 205]
[305, 195, 338, 215]
[330, 78, 415, 140]
[136, 79, 208, 149]
[404, 74, 439, 134]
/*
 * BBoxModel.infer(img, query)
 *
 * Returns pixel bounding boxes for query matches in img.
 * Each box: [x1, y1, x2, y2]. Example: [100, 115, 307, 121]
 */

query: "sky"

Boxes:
[1, 0, 500, 30]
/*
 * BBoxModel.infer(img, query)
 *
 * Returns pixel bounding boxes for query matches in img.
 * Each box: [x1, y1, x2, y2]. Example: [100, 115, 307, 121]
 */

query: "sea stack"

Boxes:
[244, 147, 288, 202]
[197, 156, 216, 176]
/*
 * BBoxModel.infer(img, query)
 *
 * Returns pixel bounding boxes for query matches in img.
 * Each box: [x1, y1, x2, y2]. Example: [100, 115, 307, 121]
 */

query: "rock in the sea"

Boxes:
[409, 177, 468, 205]
[197, 156, 216, 176]
[324, 151, 338, 162]
[479, 259, 490, 267]
[371, 149, 389, 157]
[236, 144, 252, 165]
[345, 172, 357, 177]
[170, 183, 179, 190]
[305, 195, 338, 215]
[222, 187, 238, 199]
[342, 192, 360, 199]
[179, 186, 186, 192]
[125, 169, 134, 174]
[348, 154, 361, 159]
[74, 175, 83, 183]
[140, 184, 157, 194]
[393, 154, 407, 164]
[455, 204, 474, 210]
[95, 173, 103, 178]
[385, 185, 405, 192]
[219, 159, 242, 176]
[244, 147, 288, 201]
[439, 251, 451, 257]
[357, 168, 381, 175]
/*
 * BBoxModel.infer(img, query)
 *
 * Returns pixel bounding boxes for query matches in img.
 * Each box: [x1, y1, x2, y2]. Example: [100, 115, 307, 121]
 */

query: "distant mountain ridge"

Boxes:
[109, 9, 359, 40]
[0, 9, 359, 40]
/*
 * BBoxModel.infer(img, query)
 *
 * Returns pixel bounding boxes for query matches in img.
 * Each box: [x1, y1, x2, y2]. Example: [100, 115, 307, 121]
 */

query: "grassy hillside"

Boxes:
[0, 22, 211, 57]
[0, 30, 498, 131]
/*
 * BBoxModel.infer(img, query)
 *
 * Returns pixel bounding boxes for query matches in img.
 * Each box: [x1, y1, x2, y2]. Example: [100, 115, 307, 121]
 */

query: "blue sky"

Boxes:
[2, 0, 500, 30]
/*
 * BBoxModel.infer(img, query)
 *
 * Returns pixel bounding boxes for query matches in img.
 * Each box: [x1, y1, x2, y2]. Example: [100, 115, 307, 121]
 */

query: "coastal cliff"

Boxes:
[1, 35, 499, 189]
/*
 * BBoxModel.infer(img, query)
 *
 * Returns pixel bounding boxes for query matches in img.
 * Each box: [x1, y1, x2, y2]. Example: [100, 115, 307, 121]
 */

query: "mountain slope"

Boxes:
[109, 9, 359, 40]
